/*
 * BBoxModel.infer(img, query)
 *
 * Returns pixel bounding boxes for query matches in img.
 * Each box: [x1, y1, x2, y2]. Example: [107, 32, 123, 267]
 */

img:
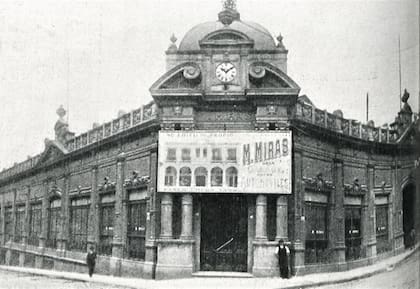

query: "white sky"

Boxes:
[0, 0, 419, 170]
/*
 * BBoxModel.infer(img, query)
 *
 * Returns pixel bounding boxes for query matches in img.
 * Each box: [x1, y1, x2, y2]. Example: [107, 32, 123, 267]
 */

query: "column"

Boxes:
[144, 149, 158, 279]
[366, 165, 377, 260]
[332, 159, 345, 264]
[88, 165, 99, 249]
[160, 193, 173, 239]
[180, 194, 193, 239]
[39, 181, 49, 249]
[0, 197, 4, 245]
[292, 150, 304, 272]
[276, 195, 288, 241]
[255, 195, 267, 240]
[60, 174, 70, 252]
[10, 189, 17, 244]
[110, 153, 125, 275]
[19, 186, 31, 267]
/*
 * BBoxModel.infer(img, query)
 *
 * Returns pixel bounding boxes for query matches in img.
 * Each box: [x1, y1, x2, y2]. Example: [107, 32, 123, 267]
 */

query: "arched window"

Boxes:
[165, 167, 177, 186]
[195, 167, 207, 187]
[211, 167, 223, 187]
[179, 167, 192, 186]
[226, 167, 238, 187]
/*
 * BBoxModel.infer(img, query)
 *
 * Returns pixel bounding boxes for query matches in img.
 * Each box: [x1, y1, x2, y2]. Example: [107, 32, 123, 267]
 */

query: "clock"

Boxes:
[215, 62, 237, 83]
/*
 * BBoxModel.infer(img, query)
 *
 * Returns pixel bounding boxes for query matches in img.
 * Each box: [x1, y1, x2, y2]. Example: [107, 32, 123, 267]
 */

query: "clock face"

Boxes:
[215, 62, 237, 83]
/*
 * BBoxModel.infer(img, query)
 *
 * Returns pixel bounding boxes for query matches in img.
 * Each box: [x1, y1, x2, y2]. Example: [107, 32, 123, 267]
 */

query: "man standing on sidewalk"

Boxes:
[276, 239, 290, 279]
[86, 246, 97, 277]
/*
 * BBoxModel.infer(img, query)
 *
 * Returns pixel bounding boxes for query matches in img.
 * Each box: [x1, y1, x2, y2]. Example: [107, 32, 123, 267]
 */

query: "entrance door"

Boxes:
[200, 195, 248, 272]
[403, 184, 416, 248]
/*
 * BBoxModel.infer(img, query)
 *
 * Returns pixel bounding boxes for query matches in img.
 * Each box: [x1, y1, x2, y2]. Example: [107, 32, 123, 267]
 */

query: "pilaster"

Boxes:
[332, 159, 345, 264]
[366, 165, 377, 261]
[88, 164, 99, 249]
[110, 153, 126, 276]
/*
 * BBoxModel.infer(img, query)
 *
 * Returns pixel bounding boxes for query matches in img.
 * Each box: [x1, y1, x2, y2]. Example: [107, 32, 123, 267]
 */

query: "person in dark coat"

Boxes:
[86, 246, 97, 277]
[275, 239, 290, 279]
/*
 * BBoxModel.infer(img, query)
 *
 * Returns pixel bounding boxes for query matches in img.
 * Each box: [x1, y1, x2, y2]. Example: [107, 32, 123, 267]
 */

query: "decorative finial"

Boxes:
[167, 33, 178, 52]
[276, 33, 286, 51]
[402, 89, 410, 103]
[56, 105, 66, 119]
[222, 0, 237, 10]
[219, 0, 240, 25]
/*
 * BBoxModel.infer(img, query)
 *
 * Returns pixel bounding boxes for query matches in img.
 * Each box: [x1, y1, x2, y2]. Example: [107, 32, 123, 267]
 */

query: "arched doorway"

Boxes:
[402, 183, 416, 248]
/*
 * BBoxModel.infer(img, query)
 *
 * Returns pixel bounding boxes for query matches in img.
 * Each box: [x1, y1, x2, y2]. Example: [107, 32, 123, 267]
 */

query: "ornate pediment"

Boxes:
[98, 177, 116, 194]
[150, 62, 202, 94]
[37, 139, 68, 167]
[344, 178, 367, 196]
[247, 62, 300, 95]
[123, 171, 150, 189]
[303, 173, 334, 192]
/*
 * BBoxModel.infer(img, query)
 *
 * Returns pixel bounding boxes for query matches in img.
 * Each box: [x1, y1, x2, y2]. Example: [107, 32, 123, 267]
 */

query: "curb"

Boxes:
[0, 246, 418, 289]
[278, 246, 419, 289]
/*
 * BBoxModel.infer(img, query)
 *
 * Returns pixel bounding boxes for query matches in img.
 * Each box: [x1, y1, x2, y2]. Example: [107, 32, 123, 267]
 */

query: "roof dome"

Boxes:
[178, 19, 277, 51]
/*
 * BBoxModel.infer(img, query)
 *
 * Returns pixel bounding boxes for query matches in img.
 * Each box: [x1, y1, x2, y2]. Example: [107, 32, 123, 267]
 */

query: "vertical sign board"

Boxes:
[157, 131, 292, 194]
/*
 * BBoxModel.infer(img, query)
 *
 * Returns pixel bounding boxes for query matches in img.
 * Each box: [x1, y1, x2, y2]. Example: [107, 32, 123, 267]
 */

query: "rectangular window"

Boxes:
[172, 195, 182, 239]
[305, 202, 329, 264]
[47, 200, 61, 249]
[227, 148, 237, 162]
[166, 148, 176, 161]
[4, 207, 13, 242]
[267, 196, 276, 241]
[127, 201, 147, 260]
[345, 206, 362, 260]
[29, 203, 42, 246]
[69, 198, 90, 252]
[212, 148, 222, 162]
[99, 203, 114, 256]
[195, 148, 200, 158]
[14, 205, 26, 243]
[181, 148, 191, 161]
[376, 205, 389, 254]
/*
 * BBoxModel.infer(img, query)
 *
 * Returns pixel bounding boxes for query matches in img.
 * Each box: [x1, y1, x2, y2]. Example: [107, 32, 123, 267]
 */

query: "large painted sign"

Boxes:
[157, 131, 292, 194]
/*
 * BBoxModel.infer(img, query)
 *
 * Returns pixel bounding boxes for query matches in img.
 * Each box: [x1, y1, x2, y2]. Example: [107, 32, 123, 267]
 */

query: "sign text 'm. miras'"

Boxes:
[243, 138, 289, 165]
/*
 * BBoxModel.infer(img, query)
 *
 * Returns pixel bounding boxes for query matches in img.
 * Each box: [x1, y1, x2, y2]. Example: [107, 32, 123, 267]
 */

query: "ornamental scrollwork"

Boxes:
[183, 65, 201, 80]
[123, 171, 151, 189]
[249, 64, 266, 79]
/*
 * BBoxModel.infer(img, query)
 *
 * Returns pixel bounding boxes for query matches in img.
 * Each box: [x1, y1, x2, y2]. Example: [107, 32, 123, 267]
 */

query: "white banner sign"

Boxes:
[157, 131, 292, 194]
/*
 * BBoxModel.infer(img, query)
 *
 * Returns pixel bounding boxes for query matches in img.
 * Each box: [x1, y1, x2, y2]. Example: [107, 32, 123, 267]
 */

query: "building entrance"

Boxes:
[200, 194, 248, 272]
[403, 183, 416, 248]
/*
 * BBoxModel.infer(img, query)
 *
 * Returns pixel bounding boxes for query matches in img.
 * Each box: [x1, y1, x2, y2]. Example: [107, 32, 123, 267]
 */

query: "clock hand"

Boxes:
[225, 66, 234, 73]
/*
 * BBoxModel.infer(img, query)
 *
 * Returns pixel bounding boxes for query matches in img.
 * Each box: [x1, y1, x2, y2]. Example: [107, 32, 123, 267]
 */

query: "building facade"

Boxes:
[0, 4, 418, 279]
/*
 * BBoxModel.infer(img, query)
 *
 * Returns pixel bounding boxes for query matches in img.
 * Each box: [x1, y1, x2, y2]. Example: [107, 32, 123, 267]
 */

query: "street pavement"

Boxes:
[309, 250, 419, 289]
[0, 246, 418, 289]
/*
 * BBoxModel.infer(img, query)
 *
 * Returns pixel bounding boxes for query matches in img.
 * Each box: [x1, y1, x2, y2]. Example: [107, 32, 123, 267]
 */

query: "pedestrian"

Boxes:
[86, 246, 97, 277]
[275, 239, 290, 279]
[409, 228, 416, 249]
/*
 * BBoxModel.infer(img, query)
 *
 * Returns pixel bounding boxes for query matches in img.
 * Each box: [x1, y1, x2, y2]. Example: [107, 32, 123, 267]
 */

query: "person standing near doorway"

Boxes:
[276, 239, 290, 279]
[86, 246, 97, 277]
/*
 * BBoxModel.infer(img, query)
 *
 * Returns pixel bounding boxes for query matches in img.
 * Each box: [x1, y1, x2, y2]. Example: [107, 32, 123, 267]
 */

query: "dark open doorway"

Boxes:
[200, 194, 248, 272]
[403, 183, 416, 248]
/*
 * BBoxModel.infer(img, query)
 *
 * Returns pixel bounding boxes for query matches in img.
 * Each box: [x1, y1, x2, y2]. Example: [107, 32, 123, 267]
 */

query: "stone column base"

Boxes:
[252, 240, 279, 277]
[143, 242, 157, 279]
[5, 249, 11, 266]
[109, 256, 122, 276]
[18, 251, 26, 267]
[155, 239, 194, 279]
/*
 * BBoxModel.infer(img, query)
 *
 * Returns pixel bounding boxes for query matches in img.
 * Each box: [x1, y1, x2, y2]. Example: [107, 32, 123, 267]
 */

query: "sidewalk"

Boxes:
[0, 245, 418, 289]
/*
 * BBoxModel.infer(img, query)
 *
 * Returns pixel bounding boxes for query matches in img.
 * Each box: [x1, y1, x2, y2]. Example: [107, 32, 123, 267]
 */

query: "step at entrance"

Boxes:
[192, 271, 253, 278]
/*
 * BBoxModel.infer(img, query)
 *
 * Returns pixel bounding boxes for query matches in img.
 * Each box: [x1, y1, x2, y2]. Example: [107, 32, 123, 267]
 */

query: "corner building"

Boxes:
[0, 5, 418, 279]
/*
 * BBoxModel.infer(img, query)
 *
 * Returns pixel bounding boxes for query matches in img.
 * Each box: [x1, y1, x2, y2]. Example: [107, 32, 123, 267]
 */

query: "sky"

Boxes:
[0, 0, 419, 170]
